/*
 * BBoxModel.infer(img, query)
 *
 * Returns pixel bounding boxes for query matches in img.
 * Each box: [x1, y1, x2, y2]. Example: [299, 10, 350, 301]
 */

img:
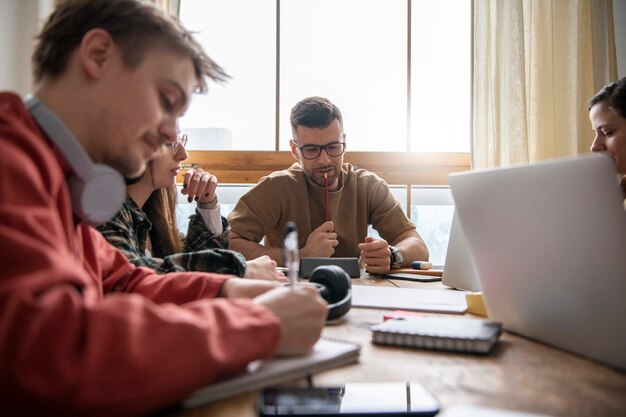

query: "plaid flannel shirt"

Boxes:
[97, 198, 247, 276]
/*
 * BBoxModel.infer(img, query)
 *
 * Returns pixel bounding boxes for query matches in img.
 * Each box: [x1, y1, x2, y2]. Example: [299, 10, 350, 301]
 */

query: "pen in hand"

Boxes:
[283, 221, 299, 288]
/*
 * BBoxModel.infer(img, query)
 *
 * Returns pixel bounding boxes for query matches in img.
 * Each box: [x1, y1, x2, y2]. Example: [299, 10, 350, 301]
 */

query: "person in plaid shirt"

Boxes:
[98, 135, 285, 280]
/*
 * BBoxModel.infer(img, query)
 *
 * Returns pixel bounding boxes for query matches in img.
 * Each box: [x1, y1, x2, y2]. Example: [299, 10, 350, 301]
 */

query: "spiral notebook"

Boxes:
[371, 317, 502, 354]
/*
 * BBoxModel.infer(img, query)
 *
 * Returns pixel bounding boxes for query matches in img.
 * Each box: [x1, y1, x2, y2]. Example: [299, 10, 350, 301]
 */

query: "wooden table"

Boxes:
[166, 275, 626, 417]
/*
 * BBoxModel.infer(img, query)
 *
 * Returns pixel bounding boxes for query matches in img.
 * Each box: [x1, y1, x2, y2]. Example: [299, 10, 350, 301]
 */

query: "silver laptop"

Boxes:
[449, 153, 626, 370]
[441, 210, 481, 292]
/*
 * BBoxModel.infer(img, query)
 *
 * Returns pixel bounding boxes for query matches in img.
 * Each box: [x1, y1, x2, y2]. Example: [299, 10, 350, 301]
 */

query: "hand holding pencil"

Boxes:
[300, 221, 338, 258]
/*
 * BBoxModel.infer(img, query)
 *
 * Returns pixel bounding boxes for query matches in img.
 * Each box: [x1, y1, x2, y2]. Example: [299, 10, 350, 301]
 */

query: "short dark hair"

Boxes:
[32, 0, 228, 93]
[290, 96, 343, 140]
[588, 77, 626, 118]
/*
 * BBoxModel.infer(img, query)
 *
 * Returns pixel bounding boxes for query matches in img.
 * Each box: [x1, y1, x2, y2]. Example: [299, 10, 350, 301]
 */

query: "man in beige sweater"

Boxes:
[229, 96, 429, 274]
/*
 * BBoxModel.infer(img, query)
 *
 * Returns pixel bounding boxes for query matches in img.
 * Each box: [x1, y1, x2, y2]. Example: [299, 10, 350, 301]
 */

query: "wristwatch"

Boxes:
[389, 246, 403, 269]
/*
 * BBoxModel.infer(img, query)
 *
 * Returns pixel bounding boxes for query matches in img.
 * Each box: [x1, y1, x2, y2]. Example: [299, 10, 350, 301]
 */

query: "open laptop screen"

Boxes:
[449, 153, 626, 370]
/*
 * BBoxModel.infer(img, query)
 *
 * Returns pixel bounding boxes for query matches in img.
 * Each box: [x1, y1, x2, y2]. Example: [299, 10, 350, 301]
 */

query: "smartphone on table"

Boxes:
[258, 381, 439, 417]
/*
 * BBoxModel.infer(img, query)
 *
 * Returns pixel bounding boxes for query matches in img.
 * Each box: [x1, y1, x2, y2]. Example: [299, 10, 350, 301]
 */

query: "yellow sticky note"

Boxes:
[466, 292, 488, 317]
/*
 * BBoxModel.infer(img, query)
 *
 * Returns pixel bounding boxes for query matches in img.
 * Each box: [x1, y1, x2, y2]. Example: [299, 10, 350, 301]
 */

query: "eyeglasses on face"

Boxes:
[293, 135, 347, 160]
[170, 133, 188, 154]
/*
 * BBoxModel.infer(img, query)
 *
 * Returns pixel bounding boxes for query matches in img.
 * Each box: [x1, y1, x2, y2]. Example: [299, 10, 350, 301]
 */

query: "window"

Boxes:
[279, 0, 407, 152]
[409, 187, 454, 266]
[410, 0, 471, 152]
[179, 0, 276, 150]
[366, 186, 454, 266]
[179, 0, 470, 153]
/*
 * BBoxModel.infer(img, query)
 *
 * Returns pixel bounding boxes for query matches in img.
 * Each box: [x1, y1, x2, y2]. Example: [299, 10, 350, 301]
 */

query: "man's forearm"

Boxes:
[230, 236, 284, 265]
[392, 234, 429, 266]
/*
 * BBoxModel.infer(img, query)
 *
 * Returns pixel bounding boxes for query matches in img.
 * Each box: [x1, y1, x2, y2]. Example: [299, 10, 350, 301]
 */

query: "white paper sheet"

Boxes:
[352, 285, 467, 314]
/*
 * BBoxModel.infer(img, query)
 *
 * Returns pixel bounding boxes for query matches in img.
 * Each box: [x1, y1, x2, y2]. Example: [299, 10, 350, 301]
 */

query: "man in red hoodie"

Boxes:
[0, 1, 327, 416]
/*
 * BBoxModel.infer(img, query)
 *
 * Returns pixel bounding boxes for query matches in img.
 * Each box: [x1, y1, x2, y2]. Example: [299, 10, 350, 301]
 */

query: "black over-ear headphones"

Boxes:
[309, 265, 352, 321]
[24, 96, 125, 226]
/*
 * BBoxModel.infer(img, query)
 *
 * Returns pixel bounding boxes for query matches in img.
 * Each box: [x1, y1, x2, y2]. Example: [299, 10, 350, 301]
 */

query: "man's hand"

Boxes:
[357, 236, 391, 274]
[254, 285, 327, 356]
[246, 255, 288, 282]
[219, 278, 281, 299]
[300, 221, 339, 258]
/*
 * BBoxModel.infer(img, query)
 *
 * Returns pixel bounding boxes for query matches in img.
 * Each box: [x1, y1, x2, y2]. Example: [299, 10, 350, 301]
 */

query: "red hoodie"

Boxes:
[0, 92, 281, 416]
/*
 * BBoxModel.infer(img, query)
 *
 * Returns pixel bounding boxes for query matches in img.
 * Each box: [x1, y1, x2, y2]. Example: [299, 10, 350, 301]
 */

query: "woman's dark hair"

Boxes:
[588, 77, 626, 118]
[143, 185, 183, 257]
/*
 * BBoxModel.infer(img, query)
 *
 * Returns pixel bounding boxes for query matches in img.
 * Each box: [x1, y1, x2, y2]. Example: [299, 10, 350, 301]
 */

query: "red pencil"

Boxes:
[324, 172, 328, 221]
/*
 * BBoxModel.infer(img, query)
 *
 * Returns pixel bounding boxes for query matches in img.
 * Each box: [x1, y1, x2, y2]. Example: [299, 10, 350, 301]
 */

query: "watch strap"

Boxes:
[389, 245, 403, 269]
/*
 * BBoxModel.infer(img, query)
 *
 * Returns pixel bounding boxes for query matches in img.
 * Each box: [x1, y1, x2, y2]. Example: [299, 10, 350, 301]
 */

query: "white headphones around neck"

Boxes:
[24, 95, 125, 226]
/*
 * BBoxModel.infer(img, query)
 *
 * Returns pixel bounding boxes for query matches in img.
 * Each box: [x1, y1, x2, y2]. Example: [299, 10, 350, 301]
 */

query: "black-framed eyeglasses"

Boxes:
[170, 133, 188, 154]
[293, 135, 347, 160]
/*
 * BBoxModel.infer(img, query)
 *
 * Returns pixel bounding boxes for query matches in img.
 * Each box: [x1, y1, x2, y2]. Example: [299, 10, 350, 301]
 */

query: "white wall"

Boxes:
[0, 0, 52, 94]
[615, 0, 626, 78]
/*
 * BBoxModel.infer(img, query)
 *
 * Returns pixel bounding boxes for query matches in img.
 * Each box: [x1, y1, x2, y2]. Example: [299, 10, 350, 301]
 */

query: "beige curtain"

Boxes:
[152, 0, 180, 16]
[472, 0, 617, 169]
